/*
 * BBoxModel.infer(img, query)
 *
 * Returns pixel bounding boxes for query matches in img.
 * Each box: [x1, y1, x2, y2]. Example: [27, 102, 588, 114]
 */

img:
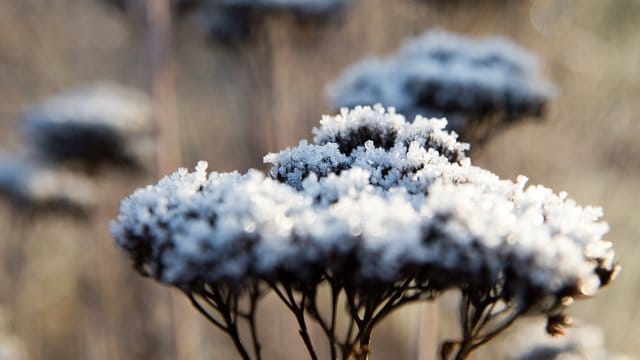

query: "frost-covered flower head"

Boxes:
[113, 105, 615, 313]
[0, 155, 95, 214]
[328, 30, 556, 142]
[22, 83, 154, 171]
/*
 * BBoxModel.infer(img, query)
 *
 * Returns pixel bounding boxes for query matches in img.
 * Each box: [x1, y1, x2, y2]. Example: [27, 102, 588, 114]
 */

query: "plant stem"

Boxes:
[269, 282, 319, 360]
[417, 301, 439, 360]
[186, 289, 254, 360]
[444, 290, 523, 360]
[290, 291, 319, 360]
[247, 285, 263, 360]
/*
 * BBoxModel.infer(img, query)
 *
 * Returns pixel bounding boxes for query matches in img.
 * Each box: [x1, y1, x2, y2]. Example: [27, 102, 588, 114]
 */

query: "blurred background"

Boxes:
[0, 0, 638, 359]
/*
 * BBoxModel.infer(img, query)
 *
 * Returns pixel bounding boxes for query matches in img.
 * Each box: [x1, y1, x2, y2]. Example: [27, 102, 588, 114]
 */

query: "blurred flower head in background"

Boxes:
[0, 155, 95, 215]
[329, 30, 556, 144]
[22, 83, 154, 173]
[197, 0, 353, 41]
[505, 319, 635, 360]
[101, 0, 353, 41]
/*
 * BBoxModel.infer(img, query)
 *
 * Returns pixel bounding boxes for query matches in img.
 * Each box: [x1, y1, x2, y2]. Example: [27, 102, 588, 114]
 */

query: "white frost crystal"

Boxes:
[112, 105, 616, 312]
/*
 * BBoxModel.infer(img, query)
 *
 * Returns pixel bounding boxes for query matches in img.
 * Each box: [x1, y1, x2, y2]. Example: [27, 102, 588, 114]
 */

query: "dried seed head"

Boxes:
[113, 106, 616, 316]
[546, 313, 572, 337]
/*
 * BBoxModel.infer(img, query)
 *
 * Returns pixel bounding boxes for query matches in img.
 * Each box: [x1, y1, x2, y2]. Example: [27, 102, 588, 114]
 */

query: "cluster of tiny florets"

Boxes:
[112, 105, 615, 313]
[328, 30, 556, 142]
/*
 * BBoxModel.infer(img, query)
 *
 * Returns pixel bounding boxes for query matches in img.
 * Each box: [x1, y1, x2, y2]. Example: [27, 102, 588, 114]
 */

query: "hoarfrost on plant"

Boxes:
[112, 105, 615, 312]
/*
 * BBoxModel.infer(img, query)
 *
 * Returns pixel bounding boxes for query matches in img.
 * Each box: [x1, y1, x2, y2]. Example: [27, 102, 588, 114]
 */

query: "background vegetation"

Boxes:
[0, 0, 638, 358]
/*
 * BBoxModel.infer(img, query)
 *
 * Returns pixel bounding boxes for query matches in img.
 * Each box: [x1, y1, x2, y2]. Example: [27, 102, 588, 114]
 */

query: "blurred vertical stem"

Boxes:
[264, 17, 293, 151]
[4, 213, 27, 333]
[144, 1, 196, 359]
[243, 16, 296, 161]
[417, 301, 439, 360]
[440, 289, 524, 360]
[146, 0, 181, 174]
[242, 19, 278, 160]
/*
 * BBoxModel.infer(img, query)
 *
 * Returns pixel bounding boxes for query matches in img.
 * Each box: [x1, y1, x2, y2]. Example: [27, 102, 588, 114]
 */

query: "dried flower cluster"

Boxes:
[328, 30, 556, 143]
[22, 83, 154, 171]
[101, 0, 350, 41]
[112, 106, 617, 359]
[196, 0, 352, 41]
[0, 83, 152, 214]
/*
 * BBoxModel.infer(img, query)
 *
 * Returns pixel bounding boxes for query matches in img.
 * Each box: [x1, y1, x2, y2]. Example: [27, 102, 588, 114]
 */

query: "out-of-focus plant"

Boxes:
[503, 320, 634, 360]
[414, 0, 523, 6]
[0, 308, 25, 360]
[0, 336, 24, 360]
[328, 30, 556, 144]
[0, 82, 156, 359]
[196, 0, 352, 41]
[112, 105, 617, 360]
[0, 156, 95, 216]
[0, 83, 152, 214]
[100, 0, 199, 14]
[101, 0, 352, 42]
[22, 83, 154, 174]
